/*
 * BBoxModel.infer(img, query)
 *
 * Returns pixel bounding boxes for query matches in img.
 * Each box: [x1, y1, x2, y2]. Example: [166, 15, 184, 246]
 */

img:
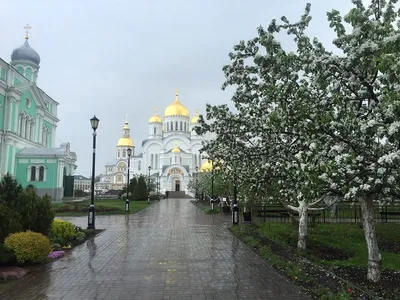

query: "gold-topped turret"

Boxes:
[164, 89, 189, 117]
[149, 108, 163, 123]
[117, 117, 134, 147]
[191, 109, 200, 123]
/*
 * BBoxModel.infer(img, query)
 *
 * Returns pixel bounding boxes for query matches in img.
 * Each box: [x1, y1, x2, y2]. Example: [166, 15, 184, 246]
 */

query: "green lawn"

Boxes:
[52, 199, 150, 216]
[192, 201, 221, 214]
[255, 222, 400, 270]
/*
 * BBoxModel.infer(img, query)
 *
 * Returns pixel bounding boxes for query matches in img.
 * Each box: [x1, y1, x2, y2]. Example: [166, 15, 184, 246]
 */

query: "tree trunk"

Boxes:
[360, 195, 381, 282]
[297, 201, 309, 250]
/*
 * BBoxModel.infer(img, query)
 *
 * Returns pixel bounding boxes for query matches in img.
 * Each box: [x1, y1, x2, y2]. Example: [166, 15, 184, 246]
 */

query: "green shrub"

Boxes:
[0, 175, 55, 239]
[19, 191, 55, 235]
[133, 176, 148, 200]
[0, 204, 21, 242]
[4, 231, 52, 264]
[74, 231, 85, 242]
[50, 219, 75, 241]
[0, 243, 15, 264]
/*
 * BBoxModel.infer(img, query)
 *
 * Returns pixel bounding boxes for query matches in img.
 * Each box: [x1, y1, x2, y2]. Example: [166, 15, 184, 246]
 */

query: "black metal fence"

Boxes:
[245, 202, 400, 224]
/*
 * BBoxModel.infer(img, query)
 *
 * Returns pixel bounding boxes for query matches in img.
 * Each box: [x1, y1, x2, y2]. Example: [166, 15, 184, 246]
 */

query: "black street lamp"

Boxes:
[88, 115, 99, 230]
[125, 148, 132, 212]
[195, 166, 199, 200]
[231, 141, 239, 225]
[148, 166, 151, 204]
[211, 160, 214, 200]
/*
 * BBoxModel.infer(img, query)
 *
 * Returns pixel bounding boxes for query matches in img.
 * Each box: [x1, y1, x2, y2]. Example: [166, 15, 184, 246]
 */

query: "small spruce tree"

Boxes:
[133, 176, 148, 200]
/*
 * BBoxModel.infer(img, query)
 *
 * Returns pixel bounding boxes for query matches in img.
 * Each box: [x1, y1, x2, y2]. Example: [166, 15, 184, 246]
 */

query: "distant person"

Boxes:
[166, 191, 169, 199]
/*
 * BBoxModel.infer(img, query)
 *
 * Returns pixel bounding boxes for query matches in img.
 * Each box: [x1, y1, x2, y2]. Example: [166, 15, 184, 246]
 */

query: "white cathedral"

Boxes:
[96, 90, 212, 195]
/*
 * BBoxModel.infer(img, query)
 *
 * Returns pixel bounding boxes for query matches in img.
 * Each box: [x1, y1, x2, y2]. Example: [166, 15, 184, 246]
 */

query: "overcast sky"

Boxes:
[1, 0, 354, 177]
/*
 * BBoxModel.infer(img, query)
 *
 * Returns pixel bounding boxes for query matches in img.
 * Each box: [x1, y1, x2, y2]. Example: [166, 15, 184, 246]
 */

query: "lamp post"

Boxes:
[195, 166, 199, 200]
[211, 160, 214, 199]
[125, 148, 132, 212]
[231, 141, 239, 225]
[88, 115, 99, 230]
[148, 166, 151, 204]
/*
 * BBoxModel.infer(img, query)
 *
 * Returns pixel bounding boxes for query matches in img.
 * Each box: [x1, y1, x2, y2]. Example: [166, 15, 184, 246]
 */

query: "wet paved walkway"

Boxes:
[0, 199, 309, 300]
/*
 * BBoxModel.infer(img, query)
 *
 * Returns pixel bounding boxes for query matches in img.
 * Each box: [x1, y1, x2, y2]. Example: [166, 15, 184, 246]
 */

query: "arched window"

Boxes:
[171, 122, 173, 131]
[29, 120, 35, 141]
[184, 123, 187, 132]
[117, 150, 120, 158]
[170, 157, 172, 164]
[123, 149, 126, 158]
[153, 127, 156, 135]
[39, 166, 45, 181]
[180, 121, 182, 131]
[19, 113, 24, 136]
[167, 122, 169, 131]
[175, 121, 178, 131]
[30, 166, 36, 181]
[180, 157, 182, 164]
[138, 161, 141, 171]
[25, 117, 29, 139]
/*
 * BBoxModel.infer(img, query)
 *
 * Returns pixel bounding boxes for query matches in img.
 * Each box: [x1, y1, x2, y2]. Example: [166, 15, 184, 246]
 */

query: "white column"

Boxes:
[13, 99, 20, 133]
[5, 98, 13, 131]
[38, 117, 43, 144]
[26, 119, 31, 140]
[51, 124, 57, 147]
[10, 145, 16, 175]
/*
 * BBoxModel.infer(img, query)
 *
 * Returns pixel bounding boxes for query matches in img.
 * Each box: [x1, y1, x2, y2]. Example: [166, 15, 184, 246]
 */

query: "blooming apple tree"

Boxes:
[198, 0, 400, 282]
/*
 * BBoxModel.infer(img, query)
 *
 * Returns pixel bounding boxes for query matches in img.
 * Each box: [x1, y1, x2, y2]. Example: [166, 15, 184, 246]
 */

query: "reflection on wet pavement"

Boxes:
[0, 199, 309, 300]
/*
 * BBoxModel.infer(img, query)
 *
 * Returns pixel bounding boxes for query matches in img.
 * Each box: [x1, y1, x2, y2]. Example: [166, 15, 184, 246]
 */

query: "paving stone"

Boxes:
[0, 199, 310, 300]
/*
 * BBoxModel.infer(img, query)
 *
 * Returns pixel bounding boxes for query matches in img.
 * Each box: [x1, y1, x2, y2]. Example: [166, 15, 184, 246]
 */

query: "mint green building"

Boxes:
[0, 30, 77, 201]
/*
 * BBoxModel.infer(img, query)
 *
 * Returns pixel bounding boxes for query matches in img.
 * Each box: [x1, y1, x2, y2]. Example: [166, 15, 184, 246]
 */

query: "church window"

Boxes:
[175, 156, 177, 163]
[180, 157, 182, 164]
[151, 154, 154, 169]
[180, 122, 182, 131]
[118, 150, 120, 158]
[175, 121, 178, 131]
[123, 149, 126, 158]
[138, 161, 141, 171]
[24, 117, 29, 139]
[19, 113, 24, 136]
[155, 154, 158, 169]
[153, 127, 156, 135]
[30, 166, 36, 181]
[39, 166, 45, 181]
[170, 157, 172, 164]
[167, 122, 169, 131]
[184, 122, 187, 132]
[29, 121, 34, 141]
[195, 155, 197, 167]
[171, 122, 173, 131]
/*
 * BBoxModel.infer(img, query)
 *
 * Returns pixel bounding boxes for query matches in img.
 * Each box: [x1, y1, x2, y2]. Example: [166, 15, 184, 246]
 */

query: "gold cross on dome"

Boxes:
[24, 24, 32, 40]
[154, 107, 158, 113]
[175, 89, 179, 97]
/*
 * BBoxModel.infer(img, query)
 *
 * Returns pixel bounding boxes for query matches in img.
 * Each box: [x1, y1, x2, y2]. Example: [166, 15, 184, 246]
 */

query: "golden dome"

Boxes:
[149, 108, 162, 123]
[200, 160, 213, 172]
[164, 89, 189, 117]
[171, 145, 181, 153]
[117, 137, 134, 147]
[191, 110, 200, 123]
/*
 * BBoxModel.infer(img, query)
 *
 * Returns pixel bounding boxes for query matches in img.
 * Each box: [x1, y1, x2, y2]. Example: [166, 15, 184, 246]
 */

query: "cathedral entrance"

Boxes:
[175, 179, 180, 191]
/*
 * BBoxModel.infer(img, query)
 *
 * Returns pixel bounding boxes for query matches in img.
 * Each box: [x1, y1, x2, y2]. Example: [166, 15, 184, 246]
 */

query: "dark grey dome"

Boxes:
[11, 39, 40, 65]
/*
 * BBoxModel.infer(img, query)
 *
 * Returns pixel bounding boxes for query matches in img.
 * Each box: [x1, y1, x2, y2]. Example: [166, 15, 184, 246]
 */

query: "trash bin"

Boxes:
[243, 211, 251, 224]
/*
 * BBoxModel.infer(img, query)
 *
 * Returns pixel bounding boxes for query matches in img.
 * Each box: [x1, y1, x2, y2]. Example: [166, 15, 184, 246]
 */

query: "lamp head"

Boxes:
[127, 148, 132, 157]
[90, 115, 100, 131]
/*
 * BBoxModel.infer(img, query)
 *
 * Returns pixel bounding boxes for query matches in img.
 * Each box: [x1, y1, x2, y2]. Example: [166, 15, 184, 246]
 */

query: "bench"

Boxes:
[380, 211, 400, 222]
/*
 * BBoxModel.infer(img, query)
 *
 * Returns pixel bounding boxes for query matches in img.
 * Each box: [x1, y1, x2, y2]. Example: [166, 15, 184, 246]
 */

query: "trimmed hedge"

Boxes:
[5, 231, 52, 264]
